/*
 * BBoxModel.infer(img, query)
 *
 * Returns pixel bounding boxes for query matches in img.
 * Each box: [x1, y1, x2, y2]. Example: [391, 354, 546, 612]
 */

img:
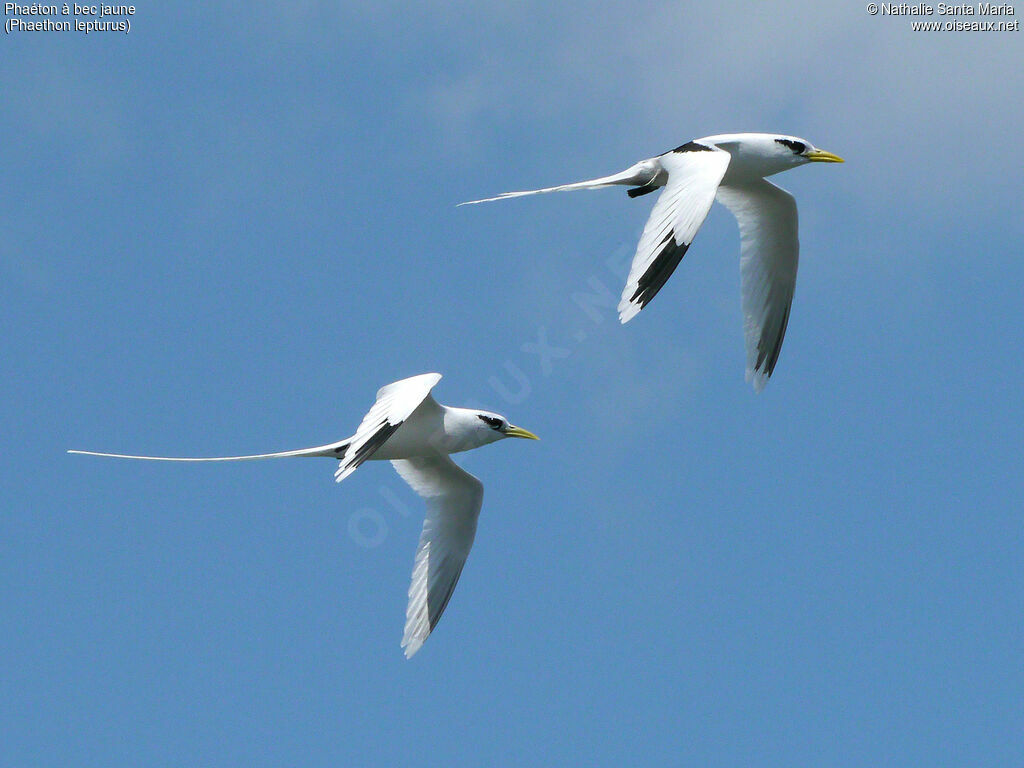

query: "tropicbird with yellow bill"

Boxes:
[460, 133, 844, 391]
[69, 373, 539, 658]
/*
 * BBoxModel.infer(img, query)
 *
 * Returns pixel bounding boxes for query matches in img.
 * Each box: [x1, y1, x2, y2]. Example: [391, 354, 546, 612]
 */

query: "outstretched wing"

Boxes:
[715, 179, 799, 392]
[392, 454, 483, 658]
[334, 373, 443, 483]
[617, 145, 731, 322]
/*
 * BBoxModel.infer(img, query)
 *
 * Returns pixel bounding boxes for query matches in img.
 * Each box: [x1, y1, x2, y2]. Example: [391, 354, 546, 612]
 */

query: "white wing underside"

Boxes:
[617, 148, 731, 323]
[392, 454, 483, 658]
[715, 180, 799, 392]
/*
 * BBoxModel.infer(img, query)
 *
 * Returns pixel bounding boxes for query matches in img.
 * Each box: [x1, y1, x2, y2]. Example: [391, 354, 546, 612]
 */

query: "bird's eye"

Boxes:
[478, 415, 503, 430]
[775, 138, 807, 155]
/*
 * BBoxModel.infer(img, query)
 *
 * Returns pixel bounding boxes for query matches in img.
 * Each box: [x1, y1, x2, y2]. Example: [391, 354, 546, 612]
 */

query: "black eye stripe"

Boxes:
[775, 138, 807, 154]
[478, 415, 503, 429]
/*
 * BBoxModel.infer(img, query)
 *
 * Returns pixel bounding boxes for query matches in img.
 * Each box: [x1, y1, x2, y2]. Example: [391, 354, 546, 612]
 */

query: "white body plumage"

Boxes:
[461, 132, 844, 391]
[69, 373, 539, 658]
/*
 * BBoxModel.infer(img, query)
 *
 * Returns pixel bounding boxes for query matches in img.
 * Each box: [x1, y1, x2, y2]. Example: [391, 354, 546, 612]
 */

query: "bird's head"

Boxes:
[773, 135, 845, 169]
[475, 411, 540, 444]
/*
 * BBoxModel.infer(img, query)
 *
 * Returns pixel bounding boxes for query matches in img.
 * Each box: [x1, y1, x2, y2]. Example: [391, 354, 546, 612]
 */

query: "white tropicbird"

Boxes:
[460, 133, 844, 391]
[69, 373, 539, 658]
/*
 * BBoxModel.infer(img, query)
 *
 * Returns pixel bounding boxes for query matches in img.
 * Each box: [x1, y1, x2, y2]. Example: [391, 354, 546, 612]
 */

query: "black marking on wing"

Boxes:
[775, 138, 806, 155]
[755, 302, 792, 377]
[333, 442, 350, 459]
[671, 140, 713, 153]
[428, 554, 464, 631]
[345, 420, 401, 469]
[629, 231, 690, 309]
[627, 183, 658, 198]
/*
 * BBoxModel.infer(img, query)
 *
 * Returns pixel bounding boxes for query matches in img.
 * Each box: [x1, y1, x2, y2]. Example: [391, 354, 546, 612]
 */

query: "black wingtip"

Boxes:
[629, 233, 690, 310]
[428, 556, 463, 632]
[755, 303, 792, 378]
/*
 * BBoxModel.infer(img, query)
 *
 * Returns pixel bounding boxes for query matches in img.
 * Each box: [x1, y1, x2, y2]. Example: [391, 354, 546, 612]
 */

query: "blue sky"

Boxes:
[3, 2, 1023, 766]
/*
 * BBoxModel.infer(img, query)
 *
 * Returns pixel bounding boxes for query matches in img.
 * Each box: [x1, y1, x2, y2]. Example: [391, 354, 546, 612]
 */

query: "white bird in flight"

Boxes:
[69, 373, 539, 658]
[460, 133, 844, 391]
